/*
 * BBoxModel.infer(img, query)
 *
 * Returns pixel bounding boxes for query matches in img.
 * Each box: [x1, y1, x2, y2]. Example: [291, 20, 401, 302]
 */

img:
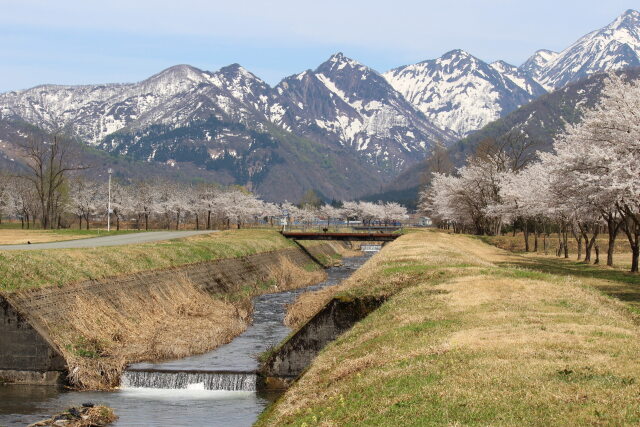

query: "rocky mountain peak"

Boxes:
[519, 49, 559, 80]
[144, 64, 208, 85]
[534, 9, 640, 89]
[612, 9, 640, 29]
[316, 52, 369, 76]
[217, 63, 263, 82]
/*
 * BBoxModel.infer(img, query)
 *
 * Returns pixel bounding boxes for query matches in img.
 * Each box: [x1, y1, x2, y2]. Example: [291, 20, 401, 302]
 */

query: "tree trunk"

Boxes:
[524, 220, 530, 252]
[594, 243, 600, 265]
[621, 215, 640, 273]
[605, 215, 622, 267]
[584, 236, 591, 262]
[196, 213, 199, 230]
[572, 229, 582, 260]
[145, 213, 149, 231]
[207, 211, 211, 230]
[116, 216, 120, 231]
[176, 212, 180, 230]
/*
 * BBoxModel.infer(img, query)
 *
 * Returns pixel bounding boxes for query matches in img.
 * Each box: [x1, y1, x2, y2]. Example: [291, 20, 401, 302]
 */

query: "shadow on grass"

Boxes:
[499, 256, 640, 308]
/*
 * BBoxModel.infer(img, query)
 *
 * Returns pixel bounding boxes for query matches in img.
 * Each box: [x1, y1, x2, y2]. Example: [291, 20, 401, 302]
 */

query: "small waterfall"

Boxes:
[121, 369, 257, 392]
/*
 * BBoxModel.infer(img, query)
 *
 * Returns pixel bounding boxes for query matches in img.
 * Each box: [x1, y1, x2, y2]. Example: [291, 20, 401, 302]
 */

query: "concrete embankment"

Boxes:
[0, 237, 347, 388]
[259, 295, 385, 389]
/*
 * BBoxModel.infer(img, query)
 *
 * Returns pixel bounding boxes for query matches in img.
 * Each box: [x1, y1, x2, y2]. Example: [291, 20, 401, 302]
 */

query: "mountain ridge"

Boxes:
[2, 10, 640, 202]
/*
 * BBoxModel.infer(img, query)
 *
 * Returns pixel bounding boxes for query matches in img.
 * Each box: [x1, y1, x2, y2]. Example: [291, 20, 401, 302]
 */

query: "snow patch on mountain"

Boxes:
[384, 50, 541, 138]
[533, 9, 640, 89]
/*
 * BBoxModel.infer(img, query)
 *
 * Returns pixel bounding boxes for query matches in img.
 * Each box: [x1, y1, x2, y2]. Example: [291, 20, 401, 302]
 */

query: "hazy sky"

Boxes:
[0, 1, 636, 91]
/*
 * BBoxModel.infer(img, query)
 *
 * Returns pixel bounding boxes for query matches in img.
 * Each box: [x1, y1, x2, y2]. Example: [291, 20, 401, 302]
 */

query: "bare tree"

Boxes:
[19, 135, 87, 229]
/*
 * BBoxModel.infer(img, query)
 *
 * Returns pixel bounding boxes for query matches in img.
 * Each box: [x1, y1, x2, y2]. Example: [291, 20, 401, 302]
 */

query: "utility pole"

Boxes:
[107, 168, 113, 231]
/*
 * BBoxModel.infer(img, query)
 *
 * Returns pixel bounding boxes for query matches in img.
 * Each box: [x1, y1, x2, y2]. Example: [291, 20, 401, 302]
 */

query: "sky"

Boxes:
[0, 0, 636, 92]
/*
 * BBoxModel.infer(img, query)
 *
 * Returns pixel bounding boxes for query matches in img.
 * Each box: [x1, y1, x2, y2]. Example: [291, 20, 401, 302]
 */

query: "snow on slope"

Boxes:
[0, 64, 271, 145]
[384, 50, 541, 139]
[490, 60, 547, 97]
[268, 53, 455, 172]
[519, 49, 559, 82]
[534, 9, 640, 90]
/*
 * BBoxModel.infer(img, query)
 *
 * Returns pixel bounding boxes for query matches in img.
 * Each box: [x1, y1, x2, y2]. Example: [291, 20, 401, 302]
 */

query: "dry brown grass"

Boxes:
[258, 231, 640, 426]
[267, 256, 326, 293]
[28, 405, 117, 426]
[39, 253, 328, 389]
[47, 276, 247, 389]
[0, 229, 91, 245]
[284, 285, 337, 328]
[486, 232, 631, 255]
[285, 231, 513, 329]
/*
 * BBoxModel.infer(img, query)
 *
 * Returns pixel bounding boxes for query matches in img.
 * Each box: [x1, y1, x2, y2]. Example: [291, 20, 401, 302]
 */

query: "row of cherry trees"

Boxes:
[0, 175, 408, 231]
[421, 74, 640, 272]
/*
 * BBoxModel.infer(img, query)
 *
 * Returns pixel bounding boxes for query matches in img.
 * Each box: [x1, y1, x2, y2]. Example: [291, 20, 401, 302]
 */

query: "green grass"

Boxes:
[0, 229, 296, 292]
[257, 231, 640, 426]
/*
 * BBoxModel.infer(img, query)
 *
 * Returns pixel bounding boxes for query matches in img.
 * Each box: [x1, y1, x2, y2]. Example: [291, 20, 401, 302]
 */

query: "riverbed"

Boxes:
[0, 253, 370, 427]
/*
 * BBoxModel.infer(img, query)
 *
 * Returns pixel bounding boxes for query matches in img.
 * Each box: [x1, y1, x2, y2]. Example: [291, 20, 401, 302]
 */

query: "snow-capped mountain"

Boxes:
[0, 53, 452, 179]
[0, 55, 454, 200]
[489, 60, 547, 98]
[0, 64, 271, 145]
[384, 50, 542, 138]
[268, 53, 454, 171]
[531, 9, 640, 90]
[519, 49, 559, 82]
[2, 9, 640, 201]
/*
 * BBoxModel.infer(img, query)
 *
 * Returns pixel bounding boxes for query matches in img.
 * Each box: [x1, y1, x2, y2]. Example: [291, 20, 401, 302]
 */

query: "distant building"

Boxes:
[419, 217, 432, 227]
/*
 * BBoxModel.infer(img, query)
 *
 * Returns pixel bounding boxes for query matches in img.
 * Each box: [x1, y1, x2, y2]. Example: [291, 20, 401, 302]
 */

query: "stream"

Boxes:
[0, 253, 371, 427]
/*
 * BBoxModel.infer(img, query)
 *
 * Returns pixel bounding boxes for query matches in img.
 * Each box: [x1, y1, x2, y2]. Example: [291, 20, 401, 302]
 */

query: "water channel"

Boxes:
[0, 253, 372, 427]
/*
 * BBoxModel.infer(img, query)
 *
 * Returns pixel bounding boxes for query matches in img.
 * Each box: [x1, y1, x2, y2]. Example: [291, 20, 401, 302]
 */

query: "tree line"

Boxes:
[0, 137, 409, 231]
[421, 74, 640, 273]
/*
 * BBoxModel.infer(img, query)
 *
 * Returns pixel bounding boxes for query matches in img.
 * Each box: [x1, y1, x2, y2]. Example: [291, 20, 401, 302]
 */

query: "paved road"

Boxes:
[0, 230, 216, 251]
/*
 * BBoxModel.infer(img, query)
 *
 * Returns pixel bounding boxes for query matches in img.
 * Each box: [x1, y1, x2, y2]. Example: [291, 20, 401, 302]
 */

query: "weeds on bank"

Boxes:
[43, 252, 327, 389]
[0, 229, 294, 292]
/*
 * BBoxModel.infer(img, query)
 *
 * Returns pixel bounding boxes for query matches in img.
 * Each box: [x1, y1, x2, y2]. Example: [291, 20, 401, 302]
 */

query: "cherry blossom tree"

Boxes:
[69, 178, 101, 229]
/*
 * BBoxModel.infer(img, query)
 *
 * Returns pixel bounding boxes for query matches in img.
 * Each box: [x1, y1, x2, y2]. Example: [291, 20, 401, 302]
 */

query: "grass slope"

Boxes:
[258, 230, 640, 426]
[0, 229, 295, 292]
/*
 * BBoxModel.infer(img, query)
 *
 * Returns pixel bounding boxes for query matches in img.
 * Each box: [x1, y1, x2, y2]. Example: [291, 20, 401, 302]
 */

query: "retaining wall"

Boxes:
[259, 295, 386, 390]
[0, 242, 342, 385]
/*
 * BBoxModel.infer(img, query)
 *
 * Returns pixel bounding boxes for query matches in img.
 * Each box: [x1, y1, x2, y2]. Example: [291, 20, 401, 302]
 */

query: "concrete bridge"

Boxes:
[280, 231, 400, 242]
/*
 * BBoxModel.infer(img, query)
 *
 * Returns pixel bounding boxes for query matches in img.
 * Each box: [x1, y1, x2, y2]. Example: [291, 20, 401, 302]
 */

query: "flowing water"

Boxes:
[0, 254, 371, 427]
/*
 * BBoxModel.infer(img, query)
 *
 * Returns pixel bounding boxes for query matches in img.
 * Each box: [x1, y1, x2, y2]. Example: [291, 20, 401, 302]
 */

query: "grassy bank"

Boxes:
[259, 230, 640, 426]
[0, 229, 296, 292]
[58, 255, 327, 389]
